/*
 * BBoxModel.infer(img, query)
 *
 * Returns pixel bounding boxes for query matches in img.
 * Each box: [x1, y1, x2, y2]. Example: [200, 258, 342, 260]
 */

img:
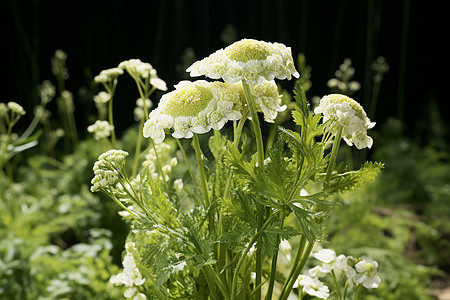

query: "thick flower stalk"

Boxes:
[314, 94, 375, 150]
[142, 80, 243, 144]
[94, 67, 124, 147]
[187, 38, 299, 85]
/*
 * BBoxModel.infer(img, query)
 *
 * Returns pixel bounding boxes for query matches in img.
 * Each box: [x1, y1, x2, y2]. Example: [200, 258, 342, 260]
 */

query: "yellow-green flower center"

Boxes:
[225, 39, 272, 62]
[164, 84, 213, 117]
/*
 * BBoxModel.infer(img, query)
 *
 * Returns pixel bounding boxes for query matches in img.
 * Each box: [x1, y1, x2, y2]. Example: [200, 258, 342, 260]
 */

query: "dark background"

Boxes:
[2, 0, 449, 141]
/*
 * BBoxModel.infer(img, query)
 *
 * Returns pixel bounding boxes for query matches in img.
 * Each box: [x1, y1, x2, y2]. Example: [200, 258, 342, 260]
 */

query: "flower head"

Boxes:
[314, 94, 375, 149]
[187, 38, 299, 85]
[93, 91, 111, 104]
[94, 67, 124, 84]
[7, 102, 26, 116]
[150, 77, 168, 91]
[87, 120, 114, 140]
[354, 258, 381, 289]
[119, 59, 155, 79]
[294, 275, 330, 299]
[38, 80, 56, 104]
[91, 150, 128, 192]
[249, 80, 285, 123]
[143, 80, 243, 143]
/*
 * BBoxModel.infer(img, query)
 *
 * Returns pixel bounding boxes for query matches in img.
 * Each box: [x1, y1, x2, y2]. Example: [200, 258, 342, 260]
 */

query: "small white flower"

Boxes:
[294, 275, 329, 299]
[187, 38, 299, 85]
[93, 91, 111, 104]
[150, 77, 168, 91]
[333, 254, 357, 280]
[277, 239, 292, 266]
[354, 258, 381, 289]
[173, 179, 183, 191]
[314, 249, 337, 264]
[308, 265, 331, 278]
[110, 242, 146, 298]
[314, 94, 375, 149]
[87, 120, 114, 140]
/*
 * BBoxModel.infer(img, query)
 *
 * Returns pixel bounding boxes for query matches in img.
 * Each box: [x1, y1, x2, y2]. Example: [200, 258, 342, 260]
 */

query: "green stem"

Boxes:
[279, 238, 313, 300]
[265, 210, 285, 300]
[19, 104, 44, 141]
[354, 284, 363, 300]
[324, 125, 343, 185]
[192, 133, 210, 209]
[343, 280, 349, 300]
[233, 110, 249, 146]
[230, 212, 278, 300]
[207, 265, 231, 300]
[131, 118, 145, 178]
[241, 81, 264, 167]
[202, 268, 221, 300]
[331, 270, 343, 300]
[106, 89, 117, 148]
[150, 141, 171, 193]
[176, 139, 197, 186]
[242, 80, 264, 300]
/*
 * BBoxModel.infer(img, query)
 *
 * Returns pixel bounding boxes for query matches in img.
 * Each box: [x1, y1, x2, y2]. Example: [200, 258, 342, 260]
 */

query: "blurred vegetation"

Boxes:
[1, 0, 449, 297]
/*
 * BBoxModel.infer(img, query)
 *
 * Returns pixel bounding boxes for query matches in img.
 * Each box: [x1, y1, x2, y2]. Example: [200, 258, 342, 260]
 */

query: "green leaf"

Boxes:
[208, 130, 228, 161]
[261, 225, 299, 256]
[288, 203, 323, 243]
[223, 140, 256, 181]
[327, 161, 384, 193]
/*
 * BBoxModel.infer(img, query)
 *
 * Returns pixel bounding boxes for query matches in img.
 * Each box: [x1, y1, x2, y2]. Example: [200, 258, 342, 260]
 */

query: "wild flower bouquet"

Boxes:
[90, 39, 383, 299]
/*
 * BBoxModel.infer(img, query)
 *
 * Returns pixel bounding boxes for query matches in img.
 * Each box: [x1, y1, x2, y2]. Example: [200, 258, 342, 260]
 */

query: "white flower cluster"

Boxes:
[87, 120, 114, 140]
[5, 102, 26, 116]
[38, 80, 56, 104]
[91, 150, 129, 192]
[295, 248, 381, 299]
[1, 102, 26, 132]
[51, 49, 69, 80]
[94, 67, 124, 84]
[110, 242, 146, 299]
[119, 59, 167, 91]
[93, 91, 111, 104]
[314, 94, 375, 149]
[249, 80, 286, 123]
[327, 58, 361, 95]
[187, 38, 299, 85]
[143, 80, 243, 143]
